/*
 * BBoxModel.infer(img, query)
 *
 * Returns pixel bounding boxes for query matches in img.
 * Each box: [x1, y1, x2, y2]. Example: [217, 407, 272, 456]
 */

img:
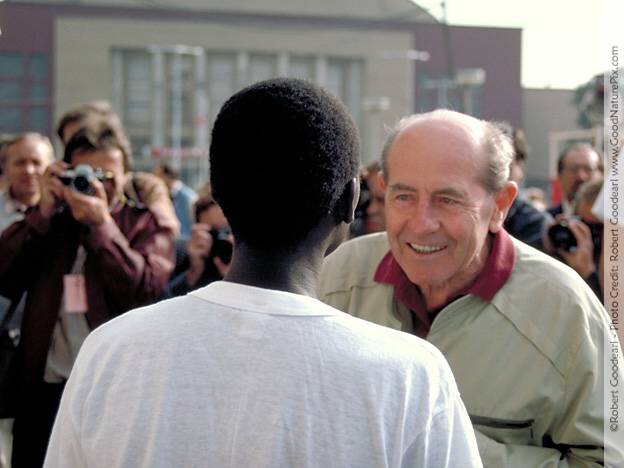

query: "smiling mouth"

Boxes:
[407, 243, 446, 254]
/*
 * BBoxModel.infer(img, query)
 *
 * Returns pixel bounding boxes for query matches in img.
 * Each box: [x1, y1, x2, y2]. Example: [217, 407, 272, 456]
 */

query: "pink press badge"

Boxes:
[63, 274, 88, 313]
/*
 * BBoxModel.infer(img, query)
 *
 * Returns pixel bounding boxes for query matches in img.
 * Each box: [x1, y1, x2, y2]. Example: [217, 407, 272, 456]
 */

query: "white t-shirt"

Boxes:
[44, 281, 482, 468]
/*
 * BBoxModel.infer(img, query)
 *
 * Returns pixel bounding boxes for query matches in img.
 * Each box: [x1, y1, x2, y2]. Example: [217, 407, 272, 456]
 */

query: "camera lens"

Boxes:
[73, 175, 91, 194]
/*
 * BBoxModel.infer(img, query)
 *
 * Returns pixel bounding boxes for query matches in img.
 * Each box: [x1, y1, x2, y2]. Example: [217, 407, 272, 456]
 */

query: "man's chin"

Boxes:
[13, 187, 39, 199]
[18, 181, 39, 190]
[405, 270, 441, 288]
[395, 254, 451, 289]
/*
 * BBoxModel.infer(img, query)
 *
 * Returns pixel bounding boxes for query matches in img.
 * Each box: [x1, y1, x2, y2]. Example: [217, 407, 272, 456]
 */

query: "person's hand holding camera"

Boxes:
[62, 177, 112, 227]
[38, 161, 69, 220]
[556, 218, 596, 279]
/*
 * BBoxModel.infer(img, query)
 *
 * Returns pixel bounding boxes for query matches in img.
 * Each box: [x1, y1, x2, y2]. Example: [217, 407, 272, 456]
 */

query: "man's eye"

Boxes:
[395, 194, 412, 202]
[438, 197, 458, 205]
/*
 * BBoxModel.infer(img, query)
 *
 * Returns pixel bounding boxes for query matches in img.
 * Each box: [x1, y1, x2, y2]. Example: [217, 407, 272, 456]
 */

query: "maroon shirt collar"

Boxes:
[375, 229, 516, 318]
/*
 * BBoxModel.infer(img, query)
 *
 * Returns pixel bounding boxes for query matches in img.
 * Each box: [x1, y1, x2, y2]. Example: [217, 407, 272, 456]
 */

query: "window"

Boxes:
[0, 53, 23, 78]
[0, 83, 22, 102]
[327, 58, 363, 124]
[206, 53, 236, 124]
[0, 108, 21, 133]
[164, 53, 195, 149]
[0, 52, 50, 134]
[112, 48, 363, 186]
[248, 53, 277, 85]
[289, 55, 315, 81]
[124, 52, 152, 129]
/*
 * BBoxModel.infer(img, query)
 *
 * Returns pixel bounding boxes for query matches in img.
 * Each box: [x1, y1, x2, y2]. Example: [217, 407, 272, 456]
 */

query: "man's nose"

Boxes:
[576, 170, 592, 182]
[408, 201, 439, 234]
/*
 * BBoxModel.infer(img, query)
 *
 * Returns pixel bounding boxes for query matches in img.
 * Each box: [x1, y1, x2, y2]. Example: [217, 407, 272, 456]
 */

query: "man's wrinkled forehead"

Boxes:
[382, 111, 493, 192]
[389, 112, 488, 171]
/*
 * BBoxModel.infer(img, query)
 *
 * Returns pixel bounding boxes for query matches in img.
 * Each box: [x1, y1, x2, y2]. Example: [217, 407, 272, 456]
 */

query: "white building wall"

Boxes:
[55, 16, 414, 167]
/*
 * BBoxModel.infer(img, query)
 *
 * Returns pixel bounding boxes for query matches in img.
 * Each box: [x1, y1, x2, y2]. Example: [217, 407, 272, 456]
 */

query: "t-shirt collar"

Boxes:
[191, 280, 342, 317]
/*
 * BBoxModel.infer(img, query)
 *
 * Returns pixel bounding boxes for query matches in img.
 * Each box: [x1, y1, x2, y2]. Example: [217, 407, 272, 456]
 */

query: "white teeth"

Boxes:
[408, 243, 445, 254]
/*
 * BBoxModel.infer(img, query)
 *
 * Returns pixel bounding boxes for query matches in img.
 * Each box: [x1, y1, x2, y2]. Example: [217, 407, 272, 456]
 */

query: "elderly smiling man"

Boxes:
[320, 109, 622, 467]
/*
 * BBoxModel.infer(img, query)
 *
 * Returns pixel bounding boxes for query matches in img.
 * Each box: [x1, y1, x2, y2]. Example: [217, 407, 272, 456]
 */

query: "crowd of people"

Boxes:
[0, 77, 621, 468]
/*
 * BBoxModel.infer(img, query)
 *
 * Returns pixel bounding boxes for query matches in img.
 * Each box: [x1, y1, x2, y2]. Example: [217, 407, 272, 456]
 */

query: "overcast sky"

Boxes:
[414, 0, 615, 90]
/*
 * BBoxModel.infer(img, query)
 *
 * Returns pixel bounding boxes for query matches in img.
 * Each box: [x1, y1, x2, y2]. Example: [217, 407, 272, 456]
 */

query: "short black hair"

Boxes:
[210, 78, 360, 248]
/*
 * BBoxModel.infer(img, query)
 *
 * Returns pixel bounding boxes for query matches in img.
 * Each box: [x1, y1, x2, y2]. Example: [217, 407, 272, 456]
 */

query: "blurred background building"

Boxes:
[0, 0, 572, 191]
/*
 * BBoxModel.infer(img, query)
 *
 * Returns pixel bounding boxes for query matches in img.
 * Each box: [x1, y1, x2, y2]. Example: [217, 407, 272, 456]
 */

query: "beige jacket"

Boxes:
[320, 232, 622, 467]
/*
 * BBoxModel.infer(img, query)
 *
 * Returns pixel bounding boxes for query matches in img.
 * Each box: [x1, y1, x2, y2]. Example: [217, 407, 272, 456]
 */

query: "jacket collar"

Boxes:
[374, 229, 516, 315]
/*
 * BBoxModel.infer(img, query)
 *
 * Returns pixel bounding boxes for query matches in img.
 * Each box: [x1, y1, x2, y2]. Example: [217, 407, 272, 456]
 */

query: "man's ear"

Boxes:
[378, 171, 386, 191]
[489, 181, 518, 233]
[335, 178, 359, 224]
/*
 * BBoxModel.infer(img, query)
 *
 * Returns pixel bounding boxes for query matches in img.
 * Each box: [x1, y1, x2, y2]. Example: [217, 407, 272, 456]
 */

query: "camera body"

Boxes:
[58, 164, 108, 195]
[547, 218, 603, 251]
[208, 226, 233, 264]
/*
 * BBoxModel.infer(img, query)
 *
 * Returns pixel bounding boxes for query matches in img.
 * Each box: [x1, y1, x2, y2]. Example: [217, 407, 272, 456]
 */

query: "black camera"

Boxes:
[58, 164, 109, 195]
[547, 219, 603, 252]
[209, 226, 233, 264]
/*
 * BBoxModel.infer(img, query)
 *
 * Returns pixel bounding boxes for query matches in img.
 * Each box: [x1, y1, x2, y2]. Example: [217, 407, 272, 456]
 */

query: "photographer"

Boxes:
[164, 192, 232, 298]
[548, 143, 601, 217]
[57, 100, 180, 236]
[0, 124, 174, 467]
[544, 178, 603, 300]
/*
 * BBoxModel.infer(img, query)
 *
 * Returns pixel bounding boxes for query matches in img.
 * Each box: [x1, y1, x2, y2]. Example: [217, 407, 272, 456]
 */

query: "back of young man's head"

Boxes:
[210, 78, 360, 249]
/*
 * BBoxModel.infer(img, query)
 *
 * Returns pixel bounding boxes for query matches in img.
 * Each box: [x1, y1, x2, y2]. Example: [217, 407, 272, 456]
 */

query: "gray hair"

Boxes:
[482, 122, 514, 192]
[0, 132, 54, 170]
[381, 111, 513, 194]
